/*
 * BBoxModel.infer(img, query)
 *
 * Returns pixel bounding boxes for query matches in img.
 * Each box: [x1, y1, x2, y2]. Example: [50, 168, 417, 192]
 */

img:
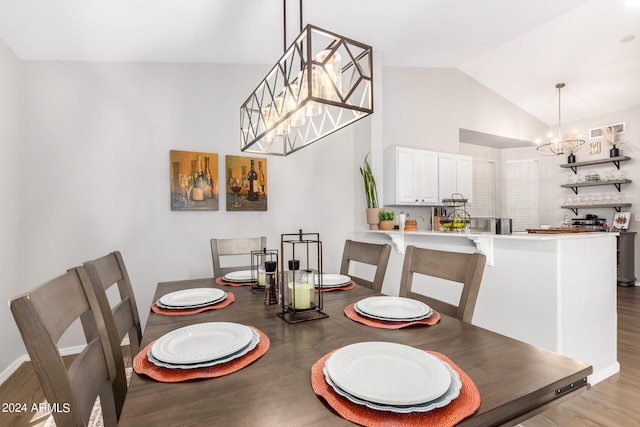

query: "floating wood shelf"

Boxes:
[560, 156, 630, 173]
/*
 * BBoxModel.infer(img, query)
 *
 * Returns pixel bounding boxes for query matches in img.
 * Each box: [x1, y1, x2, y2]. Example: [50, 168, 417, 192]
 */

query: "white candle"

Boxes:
[287, 281, 313, 309]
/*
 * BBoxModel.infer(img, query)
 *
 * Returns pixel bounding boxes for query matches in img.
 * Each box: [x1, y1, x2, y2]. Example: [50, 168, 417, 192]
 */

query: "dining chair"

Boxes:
[339, 239, 392, 293]
[210, 236, 267, 277]
[399, 246, 486, 323]
[10, 267, 124, 426]
[84, 250, 141, 403]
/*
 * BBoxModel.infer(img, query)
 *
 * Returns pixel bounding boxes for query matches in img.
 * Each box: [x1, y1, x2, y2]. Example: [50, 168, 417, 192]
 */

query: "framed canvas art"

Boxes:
[612, 212, 630, 230]
[225, 155, 267, 211]
[170, 150, 219, 211]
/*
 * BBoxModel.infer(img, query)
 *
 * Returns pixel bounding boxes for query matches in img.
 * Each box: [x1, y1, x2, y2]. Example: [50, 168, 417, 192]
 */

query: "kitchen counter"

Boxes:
[371, 229, 616, 266]
[359, 229, 619, 384]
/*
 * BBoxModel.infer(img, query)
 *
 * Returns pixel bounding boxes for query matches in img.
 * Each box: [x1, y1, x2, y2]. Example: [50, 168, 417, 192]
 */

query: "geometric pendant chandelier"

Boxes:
[536, 82, 584, 162]
[240, 22, 373, 156]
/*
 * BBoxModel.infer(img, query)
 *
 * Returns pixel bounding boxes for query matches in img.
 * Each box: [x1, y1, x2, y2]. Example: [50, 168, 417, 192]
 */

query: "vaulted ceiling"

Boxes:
[1, 0, 638, 126]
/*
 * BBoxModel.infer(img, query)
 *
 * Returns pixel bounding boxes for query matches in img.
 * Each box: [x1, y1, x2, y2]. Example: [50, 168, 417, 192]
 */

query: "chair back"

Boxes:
[10, 267, 123, 426]
[211, 237, 267, 277]
[339, 240, 391, 293]
[399, 246, 486, 323]
[84, 251, 140, 406]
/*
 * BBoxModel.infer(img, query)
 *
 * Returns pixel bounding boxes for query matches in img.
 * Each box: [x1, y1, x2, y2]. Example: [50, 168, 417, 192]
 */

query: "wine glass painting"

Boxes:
[225, 155, 268, 211]
[170, 150, 219, 211]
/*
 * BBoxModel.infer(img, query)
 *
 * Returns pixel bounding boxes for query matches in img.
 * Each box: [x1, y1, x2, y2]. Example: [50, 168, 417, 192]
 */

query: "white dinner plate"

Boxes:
[159, 288, 226, 308]
[155, 293, 227, 310]
[147, 329, 260, 369]
[323, 359, 461, 413]
[354, 303, 431, 321]
[315, 274, 352, 288]
[223, 270, 255, 283]
[355, 296, 431, 320]
[325, 341, 452, 406]
[151, 322, 254, 364]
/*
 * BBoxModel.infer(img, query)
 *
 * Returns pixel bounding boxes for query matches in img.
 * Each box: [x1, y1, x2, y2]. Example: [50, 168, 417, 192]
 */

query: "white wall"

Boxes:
[2, 61, 356, 360]
[4, 55, 636, 378]
[537, 107, 640, 277]
[0, 39, 23, 376]
[381, 67, 548, 153]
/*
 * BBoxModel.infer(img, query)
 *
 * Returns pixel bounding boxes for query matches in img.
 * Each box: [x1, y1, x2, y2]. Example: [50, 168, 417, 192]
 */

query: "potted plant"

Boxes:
[601, 126, 622, 157]
[379, 211, 395, 230]
[360, 154, 381, 229]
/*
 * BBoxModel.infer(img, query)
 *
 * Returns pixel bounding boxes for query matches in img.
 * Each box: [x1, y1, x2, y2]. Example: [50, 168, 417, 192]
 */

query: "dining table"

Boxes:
[118, 277, 592, 427]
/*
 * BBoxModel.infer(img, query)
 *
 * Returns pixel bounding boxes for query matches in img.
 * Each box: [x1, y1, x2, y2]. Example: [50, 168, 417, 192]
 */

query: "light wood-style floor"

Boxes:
[1, 287, 638, 427]
[522, 286, 640, 427]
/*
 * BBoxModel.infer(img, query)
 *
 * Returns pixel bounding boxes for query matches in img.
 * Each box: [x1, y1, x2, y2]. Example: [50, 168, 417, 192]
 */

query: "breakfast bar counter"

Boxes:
[361, 229, 619, 384]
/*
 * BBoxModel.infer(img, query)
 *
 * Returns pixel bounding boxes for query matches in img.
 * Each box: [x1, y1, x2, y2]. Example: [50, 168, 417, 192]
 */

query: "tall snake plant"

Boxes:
[359, 154, 379, 208]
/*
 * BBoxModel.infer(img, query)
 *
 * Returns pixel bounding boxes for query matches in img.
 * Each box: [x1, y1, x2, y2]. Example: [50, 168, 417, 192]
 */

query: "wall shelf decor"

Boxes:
[561, 179, 632, 194]
[560, 156, 632, 215]
[560, 156, 630, 173]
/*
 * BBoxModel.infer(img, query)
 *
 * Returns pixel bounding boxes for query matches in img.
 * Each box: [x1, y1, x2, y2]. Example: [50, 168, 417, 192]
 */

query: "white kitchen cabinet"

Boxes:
[438, 153, 473, 203]
[384, 147, 439, 205]
[384, 147, 472, 206]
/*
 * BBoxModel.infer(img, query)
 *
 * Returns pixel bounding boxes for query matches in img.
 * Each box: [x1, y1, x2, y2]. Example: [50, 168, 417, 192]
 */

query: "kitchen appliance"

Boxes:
[495, 218, 512, 235]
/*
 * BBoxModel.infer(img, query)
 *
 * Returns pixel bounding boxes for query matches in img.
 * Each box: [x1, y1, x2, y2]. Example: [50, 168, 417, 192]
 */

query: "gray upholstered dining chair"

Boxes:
[84, 250, 140, 405]
[399, 246, 486, 323]
[10, 266, 125, 426]
[210, 236, 267, 277]
[339, 239, 392, 293]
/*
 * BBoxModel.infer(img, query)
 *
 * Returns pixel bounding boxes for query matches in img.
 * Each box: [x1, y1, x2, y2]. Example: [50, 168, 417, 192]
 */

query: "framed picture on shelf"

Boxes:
[170, 150, 219, 211]
[225, 155, 267, 211]
[612, 212, 630, 230]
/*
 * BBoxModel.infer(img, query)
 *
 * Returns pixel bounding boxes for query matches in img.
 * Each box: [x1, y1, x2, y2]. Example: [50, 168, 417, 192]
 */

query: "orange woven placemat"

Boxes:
[150, 292, 235, 316]
[344, 303, 441, 329]
[311, 350, 480, 427]
[133, 326, 269, 382]
[215, 277, 255, 287]
[316, 281, 357, 292]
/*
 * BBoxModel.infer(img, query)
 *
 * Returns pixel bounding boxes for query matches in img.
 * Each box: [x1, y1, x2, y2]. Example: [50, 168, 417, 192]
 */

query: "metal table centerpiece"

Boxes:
[278, 230, 328, 323]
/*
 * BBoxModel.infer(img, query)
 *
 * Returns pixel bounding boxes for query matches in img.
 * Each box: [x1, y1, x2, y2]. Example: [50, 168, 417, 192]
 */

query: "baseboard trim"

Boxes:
[589, 361, 621, 385]
[0, 355, 29, 385]
[0, 344, 87, 387]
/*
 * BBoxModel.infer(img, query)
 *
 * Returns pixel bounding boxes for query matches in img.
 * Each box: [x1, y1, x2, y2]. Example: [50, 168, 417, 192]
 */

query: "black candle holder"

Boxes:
[278, 230, 328, 323]
[250, 248, 278, 294]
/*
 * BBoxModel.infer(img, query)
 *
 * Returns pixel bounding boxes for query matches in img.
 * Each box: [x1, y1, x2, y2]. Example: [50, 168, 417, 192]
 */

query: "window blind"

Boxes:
[467, 160, 495, 218]
[507, 160, 539, 231]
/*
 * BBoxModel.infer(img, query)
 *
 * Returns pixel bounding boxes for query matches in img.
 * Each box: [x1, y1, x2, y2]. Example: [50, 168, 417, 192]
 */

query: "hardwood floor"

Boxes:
[0, 288, 638, 427]
[522, 286, 640, 427]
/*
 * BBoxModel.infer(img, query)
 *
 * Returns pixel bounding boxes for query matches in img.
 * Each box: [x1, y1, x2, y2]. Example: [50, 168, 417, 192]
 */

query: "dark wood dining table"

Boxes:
[118, 278, 592, 427]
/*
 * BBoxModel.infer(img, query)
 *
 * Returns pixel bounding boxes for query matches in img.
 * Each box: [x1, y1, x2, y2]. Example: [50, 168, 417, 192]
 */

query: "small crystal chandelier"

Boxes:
[536, 83, 584, 163]
[240, 1, 373, 156]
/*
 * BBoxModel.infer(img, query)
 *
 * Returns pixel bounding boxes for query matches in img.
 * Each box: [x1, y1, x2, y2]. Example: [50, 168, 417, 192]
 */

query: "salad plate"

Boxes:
[355, 296, 431, 321]
[323, 359, 461, 413]
[315, 274, 352, 288]
[353, 303, 431, 321]
[155, 293, 227, 310]
[151, 322, 254, 364]
[325, 341, 451, 406]
[148, 329, 260, 369]
[159, 288, 226, 308]
[222, 270, 255, 283]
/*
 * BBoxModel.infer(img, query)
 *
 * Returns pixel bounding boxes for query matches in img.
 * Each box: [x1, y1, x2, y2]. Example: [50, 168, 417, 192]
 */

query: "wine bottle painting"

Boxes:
[225, 155, 268, 211]
[170, 150, 219, 211]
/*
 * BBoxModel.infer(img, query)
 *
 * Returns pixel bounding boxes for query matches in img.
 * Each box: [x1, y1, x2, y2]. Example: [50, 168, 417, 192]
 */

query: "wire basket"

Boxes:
[441, 193, 468, 208]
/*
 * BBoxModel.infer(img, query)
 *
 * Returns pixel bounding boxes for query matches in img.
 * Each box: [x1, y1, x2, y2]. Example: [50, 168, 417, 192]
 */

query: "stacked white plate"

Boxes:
[354, 296, 432, 321]
[147, 322, 260, 369]
[315, 274, 352, 289]
[222, 270, 255, 283]
[324, 342, 461, 413]
[155, 288, 227, 310]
